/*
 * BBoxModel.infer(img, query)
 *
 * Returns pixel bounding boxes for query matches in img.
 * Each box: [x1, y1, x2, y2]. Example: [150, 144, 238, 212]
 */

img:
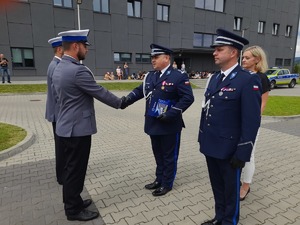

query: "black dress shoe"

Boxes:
[67, 209, 99, 221]
[152, 187, 172, 196]
[83, 199, 92, 208]
[240, 187, 250, 201]
[145, 181, 161, 190]
[201, 218, 221, 225]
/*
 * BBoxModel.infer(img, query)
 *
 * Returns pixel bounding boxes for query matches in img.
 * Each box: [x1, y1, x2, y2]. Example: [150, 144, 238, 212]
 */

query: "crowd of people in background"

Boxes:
[103, 65, 147, 81]
[104, 61, 213, 81]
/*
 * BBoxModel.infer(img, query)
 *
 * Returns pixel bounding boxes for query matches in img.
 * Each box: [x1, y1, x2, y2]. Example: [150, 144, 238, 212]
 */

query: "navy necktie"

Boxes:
[216, 73, 225, 86]
[156, 71, 161, 81]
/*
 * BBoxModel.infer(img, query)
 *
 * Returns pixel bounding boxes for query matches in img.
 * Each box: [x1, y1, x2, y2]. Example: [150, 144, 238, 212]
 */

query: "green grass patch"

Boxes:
[263, 96, 300, 116]
[0, 81, 198, 94]
[99, 82, 142, 90]
[0, 123, 27, 152]
[0, 84, 47, 93]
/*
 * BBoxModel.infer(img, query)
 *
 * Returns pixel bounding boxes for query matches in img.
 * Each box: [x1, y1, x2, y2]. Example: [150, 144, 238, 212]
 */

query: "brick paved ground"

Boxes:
[0, 81, 299, 225]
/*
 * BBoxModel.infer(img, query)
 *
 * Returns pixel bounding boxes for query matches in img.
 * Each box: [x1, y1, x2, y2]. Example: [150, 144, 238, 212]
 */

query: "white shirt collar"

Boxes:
[221, 62, 238, 78]
[160, 64, 170, 77]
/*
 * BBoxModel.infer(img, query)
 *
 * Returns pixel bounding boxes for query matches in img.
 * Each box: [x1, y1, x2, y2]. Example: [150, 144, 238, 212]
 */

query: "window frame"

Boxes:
[127, 0, 142, 18]
[136, 53, 151, 63]
[275, 58, 283, 67]
[93, 0, 110, 13]
[283, 59, 291, 67]
[53, 0, 73, 8]
[114, 52, 132, 63]
[234, 17, 242, 31]
[285, 25, 292, 37]
[157, 4, 170, 22]
[193, 32, 216, 48]
[11, 47, 35, 68]
[258, 21, 265, 34]
[272, 23, 280, 36]
[195, 0, 224, 12]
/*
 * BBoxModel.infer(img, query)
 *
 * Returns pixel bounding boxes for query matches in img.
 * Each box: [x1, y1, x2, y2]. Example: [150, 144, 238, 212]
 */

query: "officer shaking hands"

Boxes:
[198, 29, 262, 225]
[52, 29, 125, 222]
[120, 44, 194, 196]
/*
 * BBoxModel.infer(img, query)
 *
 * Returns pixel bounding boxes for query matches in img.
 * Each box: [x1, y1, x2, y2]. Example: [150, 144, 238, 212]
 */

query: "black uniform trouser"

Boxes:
[150, 132, 181, 188]
[58, 135, 91, 215]
[206, 156, 241, 225]
[52, 122, 65, 184]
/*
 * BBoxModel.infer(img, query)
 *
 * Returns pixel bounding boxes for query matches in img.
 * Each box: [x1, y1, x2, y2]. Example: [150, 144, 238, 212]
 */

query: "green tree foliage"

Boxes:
[293, 63, 300, 73]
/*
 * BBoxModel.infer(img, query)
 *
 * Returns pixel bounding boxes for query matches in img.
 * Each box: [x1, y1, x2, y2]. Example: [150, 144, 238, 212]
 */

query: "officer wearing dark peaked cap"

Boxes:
[52, 29, 124, 222]
[198, 29, 262, 225]
[121, 43, 194, 196]
[45, 36, 64, 185]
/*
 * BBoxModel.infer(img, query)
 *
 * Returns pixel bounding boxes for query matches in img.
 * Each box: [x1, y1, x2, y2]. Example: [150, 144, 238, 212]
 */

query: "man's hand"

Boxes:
[230, 157, 245, 169]
[120, 96, 130, 109]
[156, 113, 169, 122]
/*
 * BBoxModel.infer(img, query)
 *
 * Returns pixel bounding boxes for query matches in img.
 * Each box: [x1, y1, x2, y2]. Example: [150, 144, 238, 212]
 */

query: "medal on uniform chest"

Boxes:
[219, 91, 223, 96]
[161, 81, 166, 90]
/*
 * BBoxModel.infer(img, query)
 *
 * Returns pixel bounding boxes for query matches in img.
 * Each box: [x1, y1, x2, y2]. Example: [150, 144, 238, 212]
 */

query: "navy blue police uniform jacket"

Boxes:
[127, 66, 194, 135]
[198, 65, 262, 162]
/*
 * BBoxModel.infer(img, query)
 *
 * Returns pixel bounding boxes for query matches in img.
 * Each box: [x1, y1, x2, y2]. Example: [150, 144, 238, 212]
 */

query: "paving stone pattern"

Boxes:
[0, 85, 299, 225]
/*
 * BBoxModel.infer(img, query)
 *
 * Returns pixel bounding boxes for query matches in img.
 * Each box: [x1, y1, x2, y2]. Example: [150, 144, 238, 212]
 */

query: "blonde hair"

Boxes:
[243, 45, 268, 73]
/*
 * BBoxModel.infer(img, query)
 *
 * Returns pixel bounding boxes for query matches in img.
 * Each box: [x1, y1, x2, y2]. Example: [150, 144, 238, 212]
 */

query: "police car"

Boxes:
[266, 68, 299, 89]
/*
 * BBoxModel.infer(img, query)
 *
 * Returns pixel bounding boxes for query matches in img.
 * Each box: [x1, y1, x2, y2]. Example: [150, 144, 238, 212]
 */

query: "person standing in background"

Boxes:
[181, 61, 186, 73]
[45, 36, 65, 185]
[172, 61, 177, 69]
[240, 45, 270, 201]
[0, 54, 11, 83]
[116, 66, 122, 80]
[123, 62, 129, 79]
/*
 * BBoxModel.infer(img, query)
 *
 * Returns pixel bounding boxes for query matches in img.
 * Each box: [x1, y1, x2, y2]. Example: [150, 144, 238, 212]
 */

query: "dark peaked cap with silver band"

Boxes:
[211, 28, 249, 50]
[150, 43, 173, 56]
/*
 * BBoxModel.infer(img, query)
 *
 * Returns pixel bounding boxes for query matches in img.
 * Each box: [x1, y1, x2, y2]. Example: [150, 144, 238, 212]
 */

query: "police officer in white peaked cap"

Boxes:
[48, 36, 62, 48]
[198, 28, 261, 225]
[52, 29, 126, 221]
[45, 36, 64, 186]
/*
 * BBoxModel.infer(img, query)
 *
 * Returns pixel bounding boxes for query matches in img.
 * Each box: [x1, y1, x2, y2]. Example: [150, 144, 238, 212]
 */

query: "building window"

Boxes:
[136, 54, 151, 63]
[284, 59, 291, 66]
[93, 0, 109, 13]
[234, 17, 242, 31]
[285, 25, 292, 37]
[195, 0, 224, 12]
[258, 21, 265, 34]
[127, 0, 141, 18]
[53, 0, 72, 8]
[275, 58, 283, 67]
[11, 48, 34, 68]
[114, 53, 132, 62]
[193, 33, 216, 48]
[157, 4, 169, 22]
[272, 23, 280, 36]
